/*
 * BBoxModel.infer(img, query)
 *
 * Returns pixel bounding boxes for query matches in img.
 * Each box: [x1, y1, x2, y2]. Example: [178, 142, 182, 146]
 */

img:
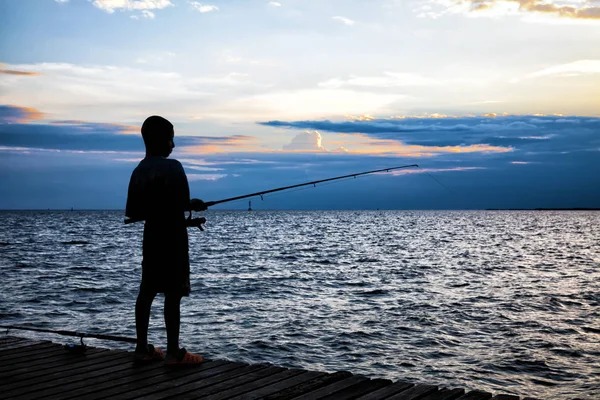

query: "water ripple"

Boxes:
[0, 210, 598, 399]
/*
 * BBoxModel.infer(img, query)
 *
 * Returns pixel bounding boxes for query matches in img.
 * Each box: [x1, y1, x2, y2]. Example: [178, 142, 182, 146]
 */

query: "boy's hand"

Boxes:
[186, 216, 206, 230]
[190, 198, 208, 211]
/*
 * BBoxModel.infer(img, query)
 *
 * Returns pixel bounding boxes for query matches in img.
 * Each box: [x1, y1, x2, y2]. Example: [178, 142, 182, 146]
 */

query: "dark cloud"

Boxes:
[0, 105, 45, 123]
[259, 115, 600, 152]
[0, 106, 255, 152]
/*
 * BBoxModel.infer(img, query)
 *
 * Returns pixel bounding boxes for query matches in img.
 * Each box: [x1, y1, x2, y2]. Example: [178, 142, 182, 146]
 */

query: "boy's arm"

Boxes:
[174, 161, 207, 212]
[174, 161, 191, 213]
[125, 170, 144, 220]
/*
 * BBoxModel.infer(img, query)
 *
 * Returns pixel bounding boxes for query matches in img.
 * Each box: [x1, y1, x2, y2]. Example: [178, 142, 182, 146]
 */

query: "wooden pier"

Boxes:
[0, 336, 530, 400]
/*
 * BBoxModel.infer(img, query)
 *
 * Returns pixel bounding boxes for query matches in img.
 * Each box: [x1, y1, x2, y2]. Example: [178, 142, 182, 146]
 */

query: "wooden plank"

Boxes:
[1, 351, 131, 395]
[0, 344, 65, 363]
[2, 351, 131, 397]
[0, 341, 54, 355]
[0, 343, 89, 361]
[455, 390, 493, 400]
[386, 384, 438, 400]
[0, 337, 25, 346]
[229, 370, 326, 400]
[0, 348, 107, 374]
[78, 360, 239, 400]
[34, 361, 168, 400]
[290, 375, 369, 400]
[318, 378, 393, 400]
[44, 360, 231, 400]
[172, 365, 287, 400]
[0, 341, 62, 355]
[104, 362, 249, 400]
[202, 369, 306, 400]
[0, 347, 95, 370]
[355, 381, 414, 400]
[133, 364, 270, 400]
[420, 388, 466, 400]
[0, 339, 48, 350]
[0, 344, 58, 359]
[490, 395, 520, 400]
[0, 337, 28, 347]
[263, 371, 353, 400]
[32, 362, 237, 400]
[0, 348, 116, 382]
[0, 349, 109, 381]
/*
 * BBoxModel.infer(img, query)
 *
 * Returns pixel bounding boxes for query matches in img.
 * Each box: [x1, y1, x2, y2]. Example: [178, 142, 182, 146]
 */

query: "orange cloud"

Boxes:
[0, 105, 45, 123]
[182, 135, 262, 154]
[48, 120, 139, 135]
[0, 69, 41, 76]
[458, 0, 600, 20]
[322, 133, 512, 157]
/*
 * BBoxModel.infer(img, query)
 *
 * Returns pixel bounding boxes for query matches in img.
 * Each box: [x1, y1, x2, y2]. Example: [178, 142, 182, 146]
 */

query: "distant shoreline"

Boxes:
[0, 208, 599, 212]
[485, 208, 600, 211]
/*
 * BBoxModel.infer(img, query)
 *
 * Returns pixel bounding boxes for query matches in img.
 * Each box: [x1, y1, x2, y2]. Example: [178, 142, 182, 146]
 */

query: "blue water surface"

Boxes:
[0, 210, 598, 399]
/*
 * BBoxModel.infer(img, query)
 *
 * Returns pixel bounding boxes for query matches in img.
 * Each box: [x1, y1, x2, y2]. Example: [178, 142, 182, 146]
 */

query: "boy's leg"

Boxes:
[163, 293, 203, 365]
[164, 293, 182, 356]
[135, 288, 157, 352]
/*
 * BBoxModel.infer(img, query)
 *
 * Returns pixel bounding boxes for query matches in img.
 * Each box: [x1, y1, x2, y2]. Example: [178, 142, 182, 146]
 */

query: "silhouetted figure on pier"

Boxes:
[126, 115, 207, 366]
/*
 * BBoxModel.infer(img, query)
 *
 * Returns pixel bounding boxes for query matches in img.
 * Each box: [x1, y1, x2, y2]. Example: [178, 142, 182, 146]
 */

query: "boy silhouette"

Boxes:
[126, 115, 206, 365]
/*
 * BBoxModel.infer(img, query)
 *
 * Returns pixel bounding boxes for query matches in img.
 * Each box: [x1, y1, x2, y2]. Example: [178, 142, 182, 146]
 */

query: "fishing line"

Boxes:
[419, 167, 455, 194]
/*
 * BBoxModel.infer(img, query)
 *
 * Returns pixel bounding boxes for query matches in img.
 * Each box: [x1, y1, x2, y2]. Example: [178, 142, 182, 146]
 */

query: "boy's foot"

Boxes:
[134, 344, 165, 364]
[164, 348, 204, 367]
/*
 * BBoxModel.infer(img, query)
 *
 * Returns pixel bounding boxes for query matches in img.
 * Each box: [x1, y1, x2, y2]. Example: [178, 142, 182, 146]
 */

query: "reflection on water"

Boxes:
[0, 210, 598, 399]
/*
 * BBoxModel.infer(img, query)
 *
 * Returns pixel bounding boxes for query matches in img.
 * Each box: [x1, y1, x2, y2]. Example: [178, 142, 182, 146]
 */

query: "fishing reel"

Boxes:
[187, 211, 206, 231]
[64, 336, 88, 354]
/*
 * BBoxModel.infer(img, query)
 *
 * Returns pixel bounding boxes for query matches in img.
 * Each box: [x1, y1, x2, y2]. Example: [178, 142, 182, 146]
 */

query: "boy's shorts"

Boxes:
[140, 223, 191, 297]
[140, 259, 191, 296]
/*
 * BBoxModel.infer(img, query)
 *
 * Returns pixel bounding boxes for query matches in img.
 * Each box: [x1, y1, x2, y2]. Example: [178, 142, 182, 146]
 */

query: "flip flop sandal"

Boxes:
[164, 348, 203, 367]
[134, 344, 165, 364]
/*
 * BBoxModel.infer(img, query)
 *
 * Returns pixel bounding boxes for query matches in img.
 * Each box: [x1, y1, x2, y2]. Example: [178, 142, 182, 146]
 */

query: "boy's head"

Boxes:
[141, 115, 175, 157]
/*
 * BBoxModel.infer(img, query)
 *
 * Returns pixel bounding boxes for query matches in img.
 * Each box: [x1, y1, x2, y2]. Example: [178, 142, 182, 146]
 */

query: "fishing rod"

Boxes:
[124, 164, 419, 226]
[0, 325, 136, 344]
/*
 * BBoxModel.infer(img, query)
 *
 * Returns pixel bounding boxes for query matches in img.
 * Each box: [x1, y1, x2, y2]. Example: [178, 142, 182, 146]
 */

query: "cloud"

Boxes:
[92, 0, 173, 13]
[421, 0, 600, 20]
[55, 0, 69, 3]
[187, 173, 227, 181]
[0, 105, 260, 153]
[182, 135, 262, 154]
[268, 2, 282, 6]
[0, 62, 263, 120]
[283, 131, 327, 152]
[236, 89, 405, 118]
[190, 2, 219, 13]
[527, 59, 600, 78]
[0, 105, 45, 123]
[332, 16, 355, 25]
[319, 72, 439, 89]
[0, 69, 41, 76]
[260, 115, 600, 156]
[141, 10, 155, 18]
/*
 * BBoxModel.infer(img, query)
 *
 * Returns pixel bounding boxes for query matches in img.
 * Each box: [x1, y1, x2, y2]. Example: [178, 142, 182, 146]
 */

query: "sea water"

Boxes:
[0, 210, 598, 399]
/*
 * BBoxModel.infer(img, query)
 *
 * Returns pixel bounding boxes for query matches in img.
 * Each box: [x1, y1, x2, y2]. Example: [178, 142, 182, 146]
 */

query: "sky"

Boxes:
[0, 0, 599, 210]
